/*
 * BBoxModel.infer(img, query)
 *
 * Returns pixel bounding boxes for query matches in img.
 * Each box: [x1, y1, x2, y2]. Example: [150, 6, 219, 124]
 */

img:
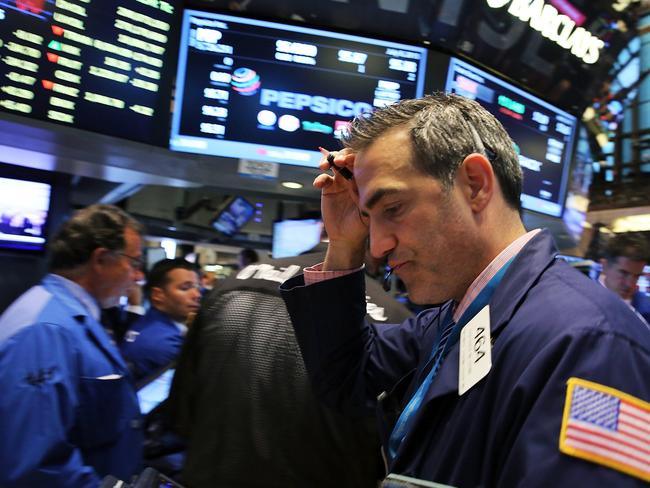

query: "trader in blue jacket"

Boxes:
[121, 258, 201, 382]
[0, 204, 145, 487]
[280, 94, 650, 486]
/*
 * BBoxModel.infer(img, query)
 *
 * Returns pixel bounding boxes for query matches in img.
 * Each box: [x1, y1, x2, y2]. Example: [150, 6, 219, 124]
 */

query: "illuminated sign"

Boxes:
[0, 0, 180, 145]
[170, 10, 428, 167]
[486, 0, 605, 64]
[259, 89, 373, 118]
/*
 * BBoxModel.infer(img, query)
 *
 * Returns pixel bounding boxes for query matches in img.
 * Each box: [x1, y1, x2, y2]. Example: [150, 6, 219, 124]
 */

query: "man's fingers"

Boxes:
[318, 148, 356, 174]
[313, 173, 334, 189]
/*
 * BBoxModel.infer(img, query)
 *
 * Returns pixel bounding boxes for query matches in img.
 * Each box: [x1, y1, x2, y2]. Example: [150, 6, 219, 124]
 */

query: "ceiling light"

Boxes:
[281, 181, 303, 189]
[612, 215, 650, 233]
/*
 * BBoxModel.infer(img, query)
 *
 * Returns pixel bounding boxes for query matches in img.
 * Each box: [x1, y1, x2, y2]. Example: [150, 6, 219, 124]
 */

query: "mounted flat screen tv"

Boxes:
[272, 218, 323, 258]
[0, 175, 52, 252]
[0, 0, 181, 145]
[170, 10, 429, 167]
[445, 57, 578, 218]
[210, 196, 255, 236]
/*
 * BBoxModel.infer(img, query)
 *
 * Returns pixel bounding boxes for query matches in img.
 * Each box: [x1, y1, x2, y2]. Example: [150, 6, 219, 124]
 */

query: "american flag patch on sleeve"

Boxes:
[559, 377, 650, 482]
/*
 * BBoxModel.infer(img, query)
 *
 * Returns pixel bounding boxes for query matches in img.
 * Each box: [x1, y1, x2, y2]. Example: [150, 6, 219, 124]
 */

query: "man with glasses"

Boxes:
[0, 204, 145, 487]
[121, 258, 201, 382]
[280, 94, 650, 485]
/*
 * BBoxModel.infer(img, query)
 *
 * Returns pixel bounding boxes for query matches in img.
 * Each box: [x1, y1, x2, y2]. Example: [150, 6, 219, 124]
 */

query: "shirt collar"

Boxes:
[453, 229, 541, 322]
[48, 273, 101, 322]
[174, 320, 188, 336]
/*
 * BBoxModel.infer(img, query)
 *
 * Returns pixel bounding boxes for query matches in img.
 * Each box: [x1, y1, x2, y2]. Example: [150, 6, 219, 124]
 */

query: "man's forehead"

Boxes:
[167, 268, 199, 281]
[124, 227, 143, 249]
[612, 256, 647, 273]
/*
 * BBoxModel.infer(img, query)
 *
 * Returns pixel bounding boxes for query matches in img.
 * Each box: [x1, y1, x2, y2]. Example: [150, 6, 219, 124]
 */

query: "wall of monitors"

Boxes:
[0, 0, 181, 145]
[170, 10, 429, 167]
[445, 57, 578, 218]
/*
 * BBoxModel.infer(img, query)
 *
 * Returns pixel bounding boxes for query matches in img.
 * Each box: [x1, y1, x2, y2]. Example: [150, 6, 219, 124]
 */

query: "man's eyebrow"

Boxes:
[361, 188, 402, 214]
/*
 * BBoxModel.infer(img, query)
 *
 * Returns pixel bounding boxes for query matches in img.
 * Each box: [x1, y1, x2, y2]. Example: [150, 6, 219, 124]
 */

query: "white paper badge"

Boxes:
[458, 305, 492, 396]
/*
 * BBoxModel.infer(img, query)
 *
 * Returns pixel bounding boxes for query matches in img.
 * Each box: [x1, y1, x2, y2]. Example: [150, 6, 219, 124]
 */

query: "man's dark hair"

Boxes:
[239, 248, 259, 266]
[341, 92, 523, 210]
[602, 232, 648, 263]
[144, 258, 199, 298]
[49, 204, 143, 271]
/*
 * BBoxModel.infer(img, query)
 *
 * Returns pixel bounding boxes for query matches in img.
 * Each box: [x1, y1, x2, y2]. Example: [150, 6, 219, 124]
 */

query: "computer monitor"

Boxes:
[137, 368, 175, 415]
[272, 219, 323, 258]
[0, 175, 52, 252]
[445, 57, 578, 218]
[211, 196, 255, 236]
[0, 0, 181, 145]
[170, 10, 429, 167]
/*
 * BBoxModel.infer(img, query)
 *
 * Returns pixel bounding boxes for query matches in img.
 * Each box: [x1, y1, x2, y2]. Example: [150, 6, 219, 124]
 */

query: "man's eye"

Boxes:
[384, 204, 402, 216]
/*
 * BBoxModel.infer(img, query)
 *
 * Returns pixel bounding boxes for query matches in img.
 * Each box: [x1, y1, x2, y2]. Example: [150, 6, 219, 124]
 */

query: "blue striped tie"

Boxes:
[430, 318, 456, 377]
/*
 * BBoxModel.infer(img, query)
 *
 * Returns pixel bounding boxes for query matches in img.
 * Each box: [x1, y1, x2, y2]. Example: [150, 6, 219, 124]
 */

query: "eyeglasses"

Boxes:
[119, 252, 145, 270]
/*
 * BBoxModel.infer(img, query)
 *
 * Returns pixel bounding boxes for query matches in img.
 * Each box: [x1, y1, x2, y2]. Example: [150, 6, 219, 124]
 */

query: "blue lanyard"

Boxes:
[387, 257, 515, 460]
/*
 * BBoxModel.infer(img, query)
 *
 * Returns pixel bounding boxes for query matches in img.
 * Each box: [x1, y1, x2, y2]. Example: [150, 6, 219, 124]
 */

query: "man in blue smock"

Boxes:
[279, 94, 650, 486]
[599, 232, 650, 326]
[121, 258, 201, 382]
[0, 204, 146, 487]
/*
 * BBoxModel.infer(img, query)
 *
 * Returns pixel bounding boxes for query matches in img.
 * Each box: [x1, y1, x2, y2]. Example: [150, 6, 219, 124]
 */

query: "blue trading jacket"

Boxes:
[632, 290, 650, 325]
[0, 275, 143, 487]
[280, 230, 650, 486]
[120, 307, 184, 381]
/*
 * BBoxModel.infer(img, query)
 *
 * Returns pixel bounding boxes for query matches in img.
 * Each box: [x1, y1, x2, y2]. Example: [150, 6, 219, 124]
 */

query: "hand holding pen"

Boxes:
[318, 147, 353, 180]
[314, 147, 367, 271]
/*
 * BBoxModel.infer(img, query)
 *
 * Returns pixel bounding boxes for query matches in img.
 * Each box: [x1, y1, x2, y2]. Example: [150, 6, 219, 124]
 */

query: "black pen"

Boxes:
[318, 147, 353, 180]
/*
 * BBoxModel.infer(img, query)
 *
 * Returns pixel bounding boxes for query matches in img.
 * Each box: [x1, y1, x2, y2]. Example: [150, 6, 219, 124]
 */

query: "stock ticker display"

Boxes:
[170, 10, 428, 167]
[446, 57, 578, 218]
[0, 0, 180, 145]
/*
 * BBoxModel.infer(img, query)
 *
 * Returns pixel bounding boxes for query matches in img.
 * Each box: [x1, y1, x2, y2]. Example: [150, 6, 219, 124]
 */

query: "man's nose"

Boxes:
[624, 275, 638, 288]
[191, 287, 201, 301]
[369, 224, 396, 261]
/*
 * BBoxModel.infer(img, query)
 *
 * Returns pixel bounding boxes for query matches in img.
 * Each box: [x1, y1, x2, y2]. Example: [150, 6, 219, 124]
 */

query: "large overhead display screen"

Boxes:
[445, 58, 577, 218]
[0, 0, 180, 145]
[170, 10, 428, 167]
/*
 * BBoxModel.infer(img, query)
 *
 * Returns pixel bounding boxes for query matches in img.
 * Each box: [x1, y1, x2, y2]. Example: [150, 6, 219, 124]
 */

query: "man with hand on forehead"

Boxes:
[280, 93, 650, 486]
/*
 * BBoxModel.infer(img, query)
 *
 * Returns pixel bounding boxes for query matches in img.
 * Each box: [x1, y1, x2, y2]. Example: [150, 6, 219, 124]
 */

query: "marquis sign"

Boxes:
[486, 0, 605, 64]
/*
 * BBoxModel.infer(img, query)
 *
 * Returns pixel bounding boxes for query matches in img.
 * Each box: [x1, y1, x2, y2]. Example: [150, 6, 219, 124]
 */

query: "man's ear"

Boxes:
[457, 153, 494, 213]
[89, 247, 111, 273]
[150, 286, 164, 308]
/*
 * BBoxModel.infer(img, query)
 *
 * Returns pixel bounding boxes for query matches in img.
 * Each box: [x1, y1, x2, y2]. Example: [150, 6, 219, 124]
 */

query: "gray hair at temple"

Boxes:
[341, 92, 523, 210]
[49, 204, 144, 271]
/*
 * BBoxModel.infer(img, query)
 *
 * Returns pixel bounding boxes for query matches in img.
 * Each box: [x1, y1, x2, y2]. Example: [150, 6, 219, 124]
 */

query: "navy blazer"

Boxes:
[281, 230, 650, 486]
